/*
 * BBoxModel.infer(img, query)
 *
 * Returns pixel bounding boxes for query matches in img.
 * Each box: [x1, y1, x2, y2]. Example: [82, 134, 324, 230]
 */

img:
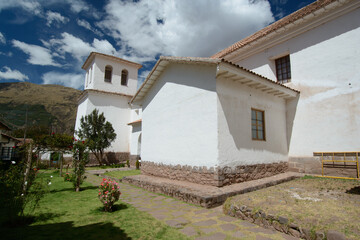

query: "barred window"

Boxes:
[251, 108, 265, 141]
[275, 55, 291, 83]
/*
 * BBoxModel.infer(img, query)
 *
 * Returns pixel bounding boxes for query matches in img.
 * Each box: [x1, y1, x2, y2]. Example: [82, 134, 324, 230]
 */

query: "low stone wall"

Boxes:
[227, 203, 346, 240]
[87, 152, 130, 166]
[141, 161, 288, 187]
[289, 157, 358, 178]
[129, 154, 140, 167]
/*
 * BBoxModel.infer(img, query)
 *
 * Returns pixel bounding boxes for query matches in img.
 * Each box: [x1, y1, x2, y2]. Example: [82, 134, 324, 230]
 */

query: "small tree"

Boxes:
[71, 140, 89, 192]
[77, 109, 116, 166]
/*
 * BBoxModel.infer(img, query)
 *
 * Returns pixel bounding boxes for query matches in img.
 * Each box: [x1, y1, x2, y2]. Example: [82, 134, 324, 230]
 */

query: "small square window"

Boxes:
[251, 108, 265, 141]
[275, 55, 291, 83]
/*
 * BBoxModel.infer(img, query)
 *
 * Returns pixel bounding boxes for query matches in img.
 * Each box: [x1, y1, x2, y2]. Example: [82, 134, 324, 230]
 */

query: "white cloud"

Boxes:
[46, 11, 69, 27]
[42, 71, 84, 89]
[0, 32, 5, 44]
[98, 0, 274, 59]
[12, 40, 60, 66]
[77, 19, 103, 36]
[45, 32, 117, 61]
[0, 67, 29, 81]
[0, 1, 41, 15]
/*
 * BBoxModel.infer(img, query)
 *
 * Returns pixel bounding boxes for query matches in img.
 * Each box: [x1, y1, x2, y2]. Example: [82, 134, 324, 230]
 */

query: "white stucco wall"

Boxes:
[217, 77, 288, 167]
[234, 7, 360, 157]
[84, 55, 139, 96]
[129, 108, 142, 156]
[141, 63, 219, 167]
[74, 92, 132, 152]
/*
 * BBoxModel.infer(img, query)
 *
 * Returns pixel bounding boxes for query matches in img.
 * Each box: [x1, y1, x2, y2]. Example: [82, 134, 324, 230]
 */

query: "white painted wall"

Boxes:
[84, 55, 138, 96]
[129, 108, 142, 156]
[234, 7, 360, 157]
[75, 92, 132, 152]
[217, 77, 288, 167]
[141, 63, 219, 167]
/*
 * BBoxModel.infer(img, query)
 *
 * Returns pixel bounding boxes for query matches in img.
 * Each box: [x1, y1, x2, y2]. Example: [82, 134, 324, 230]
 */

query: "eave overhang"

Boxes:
[218, 60, 299, 99]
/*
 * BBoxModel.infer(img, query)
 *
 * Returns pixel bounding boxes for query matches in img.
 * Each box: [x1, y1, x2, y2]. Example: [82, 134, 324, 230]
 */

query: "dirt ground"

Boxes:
[225, 176, 360, 239]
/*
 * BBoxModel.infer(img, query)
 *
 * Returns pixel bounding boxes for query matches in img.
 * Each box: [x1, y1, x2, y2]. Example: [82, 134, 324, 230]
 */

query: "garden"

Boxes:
[0, 168, 189, 240]
[224, 176, 360, 239]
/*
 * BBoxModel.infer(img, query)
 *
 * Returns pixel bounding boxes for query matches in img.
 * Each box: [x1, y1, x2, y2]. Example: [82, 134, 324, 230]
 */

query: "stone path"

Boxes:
[86, 173, 299, 240]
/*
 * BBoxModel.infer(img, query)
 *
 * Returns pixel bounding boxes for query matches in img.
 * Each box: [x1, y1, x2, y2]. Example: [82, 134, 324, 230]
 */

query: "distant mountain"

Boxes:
[0, 82, 82, 135]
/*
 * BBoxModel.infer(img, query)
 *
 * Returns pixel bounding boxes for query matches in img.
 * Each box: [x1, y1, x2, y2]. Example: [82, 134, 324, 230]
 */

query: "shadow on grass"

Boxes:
[91, 203, 128, 213]
[50, 185, 98, 193]
[346, 186, 360, 195]
[1, 213, 64, 228]
[1, 221, 131, 240]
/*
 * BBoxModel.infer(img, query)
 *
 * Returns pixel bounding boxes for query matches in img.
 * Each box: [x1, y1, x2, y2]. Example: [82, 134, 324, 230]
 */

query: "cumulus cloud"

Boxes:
[0, 67, 29, 81]
[98, 0, 274, 59]
[42, 71, 84, 89]
[45, 32, 116, 61]
[12, 40, 60, 66]
[46, 11, 69, 27]
[0, 32, 5, 44]
[77, 19, 103, 36]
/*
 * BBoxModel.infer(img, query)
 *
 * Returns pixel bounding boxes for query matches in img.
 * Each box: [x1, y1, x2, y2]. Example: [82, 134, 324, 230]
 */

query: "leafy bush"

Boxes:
[64, 172, 72, 182]
[126, 160, 130, 168]
[136, 160, 140, 170]
[98, 178, 121, 212]
[71, 140, 89, 192]
[0, 156, 48, 224]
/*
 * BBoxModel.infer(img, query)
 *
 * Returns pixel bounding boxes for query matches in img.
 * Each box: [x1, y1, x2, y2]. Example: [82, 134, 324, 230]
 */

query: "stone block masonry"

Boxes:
[141, 161, 288, 187]
[87, 152, 130, 165]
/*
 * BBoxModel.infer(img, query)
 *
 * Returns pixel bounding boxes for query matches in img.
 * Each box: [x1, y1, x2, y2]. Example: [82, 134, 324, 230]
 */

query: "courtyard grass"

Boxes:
[0, 171, 189, 240]
[104, 169, 141, 179]
[224, 176, 360, 239]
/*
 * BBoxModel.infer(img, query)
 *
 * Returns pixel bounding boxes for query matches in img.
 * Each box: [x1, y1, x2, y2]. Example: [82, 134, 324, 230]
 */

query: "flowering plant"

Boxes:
[98, 178, 121, 212]
[64, 172, 72, 182]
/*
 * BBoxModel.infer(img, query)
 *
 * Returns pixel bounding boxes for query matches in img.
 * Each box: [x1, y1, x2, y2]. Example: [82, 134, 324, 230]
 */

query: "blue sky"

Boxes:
[0, 0, 316, 90]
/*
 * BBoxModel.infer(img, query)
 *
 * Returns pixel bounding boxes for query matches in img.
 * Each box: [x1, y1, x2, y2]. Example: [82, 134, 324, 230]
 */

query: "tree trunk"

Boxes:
[23, 143, 33, 194]
[94, 151, 103, 166]
[59, 152, 63, 177]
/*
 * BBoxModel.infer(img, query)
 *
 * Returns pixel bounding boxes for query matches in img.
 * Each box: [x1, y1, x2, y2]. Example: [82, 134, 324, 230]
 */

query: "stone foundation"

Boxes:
[289, 156, 359, 178]
[87, 152, 130, 166]
[141, 161, 288, 187]
[129, 154, 140, 167]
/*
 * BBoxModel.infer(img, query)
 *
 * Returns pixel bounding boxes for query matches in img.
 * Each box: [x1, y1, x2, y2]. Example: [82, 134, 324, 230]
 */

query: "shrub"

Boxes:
[126, 160, 130, 168]
[71, 140, 89, 192]
[64, 173, 72, 182]
[98, 178, 121, 212]
[135, 160, 140, 170]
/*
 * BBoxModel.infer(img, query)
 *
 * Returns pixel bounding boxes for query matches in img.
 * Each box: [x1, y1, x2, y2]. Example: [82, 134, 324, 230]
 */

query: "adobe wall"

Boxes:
[86, 152, 130, 166]
[141, 161, 288, 187]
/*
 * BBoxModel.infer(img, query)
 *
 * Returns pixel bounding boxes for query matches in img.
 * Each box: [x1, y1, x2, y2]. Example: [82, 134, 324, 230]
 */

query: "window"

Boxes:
[251, 108, 265, 141]
[275, 55, 291, 83]
[104, 65, 112, 83]
[121, 69, 128, 86]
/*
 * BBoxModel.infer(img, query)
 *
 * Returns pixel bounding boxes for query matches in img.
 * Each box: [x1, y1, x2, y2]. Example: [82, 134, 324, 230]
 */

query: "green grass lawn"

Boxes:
[104, 170, 141, 179]
[0, 171, 189, 240]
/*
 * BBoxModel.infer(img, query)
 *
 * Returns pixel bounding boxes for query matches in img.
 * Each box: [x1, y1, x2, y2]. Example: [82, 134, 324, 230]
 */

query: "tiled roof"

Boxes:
[82, 52, 142, 70]
[127, 119, 142, 125]
[78, 89, 133, 103]
[130, 56, 299, 104]
[211, 0, 340, 59]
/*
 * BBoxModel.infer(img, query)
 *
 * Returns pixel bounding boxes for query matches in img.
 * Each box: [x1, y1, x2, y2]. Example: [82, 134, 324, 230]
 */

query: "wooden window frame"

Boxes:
[104, 65, 112, 83]
[275, 55, 291, 84]
[251, 108, 266, 141]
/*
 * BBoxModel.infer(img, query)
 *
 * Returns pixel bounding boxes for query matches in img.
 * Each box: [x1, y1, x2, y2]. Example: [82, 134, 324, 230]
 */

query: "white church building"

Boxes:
[75, 0, 360, 185]
[75, 52, 142, 164]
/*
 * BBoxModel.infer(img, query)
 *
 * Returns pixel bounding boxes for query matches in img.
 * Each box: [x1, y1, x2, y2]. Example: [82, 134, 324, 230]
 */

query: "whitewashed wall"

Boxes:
[129, 108, 142, 156]
[141, 64, 219, 167]
[75, 92, 132, 152]
[235, 8, 360, 157]
[217, 77, 288, 167]
[84, 55, 139, 96]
